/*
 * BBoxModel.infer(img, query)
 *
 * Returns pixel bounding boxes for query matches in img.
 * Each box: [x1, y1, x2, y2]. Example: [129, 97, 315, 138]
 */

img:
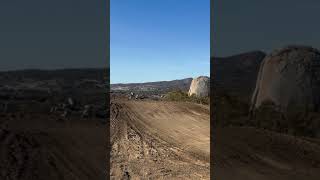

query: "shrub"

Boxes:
[213, 92, 249, 126]
[252, 102, 320, 137]
[165, 90, 209, 105]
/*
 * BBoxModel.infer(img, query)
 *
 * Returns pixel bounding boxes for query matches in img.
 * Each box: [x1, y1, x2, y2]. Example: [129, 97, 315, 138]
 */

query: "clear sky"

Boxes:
[111, 0, 210, 84]
[213, 0, 320, 57]
[0, 0, 107, 71]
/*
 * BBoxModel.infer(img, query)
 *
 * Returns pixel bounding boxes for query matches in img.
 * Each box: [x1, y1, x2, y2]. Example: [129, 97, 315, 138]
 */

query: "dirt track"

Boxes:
[213, 127, 320, 180]
[0, 114, 106, 180]
[110, 100, 210, 179]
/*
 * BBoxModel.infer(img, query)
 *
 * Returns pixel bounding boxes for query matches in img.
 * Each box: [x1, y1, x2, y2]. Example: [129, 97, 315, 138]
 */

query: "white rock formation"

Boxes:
[188, 76, 210, 97]
[251, 46, 320, 112]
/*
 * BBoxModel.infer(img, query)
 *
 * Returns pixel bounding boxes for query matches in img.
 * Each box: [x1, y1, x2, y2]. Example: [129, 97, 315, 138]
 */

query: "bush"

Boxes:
[213, 92, 249, 126]
[214, 91, 320, 138]
[252, 102, 320, 137]
[165, 90, 209, 105]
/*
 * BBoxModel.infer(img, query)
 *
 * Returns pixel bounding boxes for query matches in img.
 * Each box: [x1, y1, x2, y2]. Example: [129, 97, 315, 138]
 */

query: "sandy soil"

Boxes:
[213, 127, 320, 180]
[0, 113, 106, 180]
[110, 100, 210, 179]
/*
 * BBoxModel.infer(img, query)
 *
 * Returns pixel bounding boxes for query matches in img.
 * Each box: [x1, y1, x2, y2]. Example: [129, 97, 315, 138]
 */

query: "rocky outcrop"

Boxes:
[188, 76, 210, 97]
[251, 45, 320, 113]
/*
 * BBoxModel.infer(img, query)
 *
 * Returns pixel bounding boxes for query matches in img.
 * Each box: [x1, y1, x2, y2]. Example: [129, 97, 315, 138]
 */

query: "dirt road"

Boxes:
[110, 100, 210, 179]
[213, 127, 320, 180]
[0, 113, 106, 180]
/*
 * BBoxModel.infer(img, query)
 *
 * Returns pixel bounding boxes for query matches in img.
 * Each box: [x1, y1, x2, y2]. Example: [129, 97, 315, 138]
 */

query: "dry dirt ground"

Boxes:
[110, 100, 210, 179]
[0, 113, 106, 180]
[213, 127, 320, 180]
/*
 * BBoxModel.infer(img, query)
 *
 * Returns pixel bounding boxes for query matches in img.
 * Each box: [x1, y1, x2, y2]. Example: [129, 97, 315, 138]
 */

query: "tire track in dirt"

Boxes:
[0, 128, 41, 180]
[213, 127, 320, 180]
[110, 100, 210, 180]
[0, 113, 106, 180]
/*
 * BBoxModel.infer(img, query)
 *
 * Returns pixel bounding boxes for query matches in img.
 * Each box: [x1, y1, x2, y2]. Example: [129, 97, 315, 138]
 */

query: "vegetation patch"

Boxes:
[165, 90, 209, 105]
[214, 92, 320, 138]
[213, 92, 249, 126]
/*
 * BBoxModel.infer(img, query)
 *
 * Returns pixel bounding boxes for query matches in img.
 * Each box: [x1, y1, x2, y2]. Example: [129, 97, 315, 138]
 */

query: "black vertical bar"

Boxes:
[106, 0, 110, 179]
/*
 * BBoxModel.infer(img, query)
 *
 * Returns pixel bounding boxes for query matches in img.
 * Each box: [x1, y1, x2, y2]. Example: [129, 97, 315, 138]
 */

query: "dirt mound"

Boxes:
[110, 100, 210, 179]
[251, 46, 320, 112]
[188, 76, 210, 97]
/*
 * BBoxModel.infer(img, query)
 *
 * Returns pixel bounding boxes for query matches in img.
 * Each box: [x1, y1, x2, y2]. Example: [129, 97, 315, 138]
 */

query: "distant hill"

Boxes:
[212, 51, 266, 102]
[0, 68, 108, 85]
[0, 68, 109, 108]
[111, 78, 193, 92]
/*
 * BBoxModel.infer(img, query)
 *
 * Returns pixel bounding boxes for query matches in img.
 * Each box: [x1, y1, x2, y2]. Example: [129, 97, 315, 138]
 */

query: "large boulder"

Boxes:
[188, 76, 210, 97]
[251, 45, 320, 113]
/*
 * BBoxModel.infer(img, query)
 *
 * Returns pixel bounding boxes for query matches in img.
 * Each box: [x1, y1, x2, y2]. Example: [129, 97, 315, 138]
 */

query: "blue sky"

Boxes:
[111, 0, 210, 84]
[213, 0, 320, 56]
[0, 0, 106, 71]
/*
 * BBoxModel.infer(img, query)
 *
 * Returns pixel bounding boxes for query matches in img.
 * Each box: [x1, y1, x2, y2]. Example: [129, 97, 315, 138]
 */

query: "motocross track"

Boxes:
[110, 100, 210, 179]
[213, 127, 320, 180]
[0, 113, 106, 180]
